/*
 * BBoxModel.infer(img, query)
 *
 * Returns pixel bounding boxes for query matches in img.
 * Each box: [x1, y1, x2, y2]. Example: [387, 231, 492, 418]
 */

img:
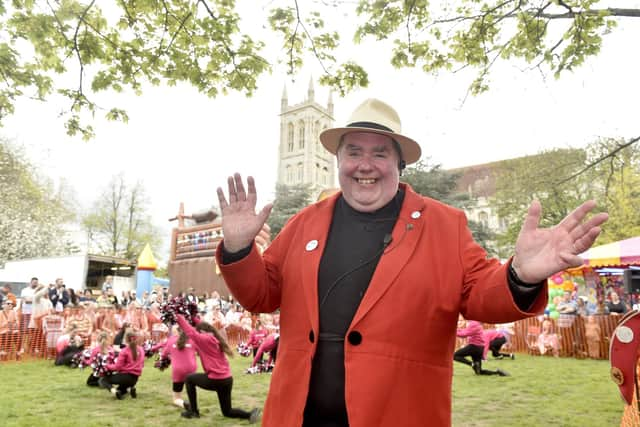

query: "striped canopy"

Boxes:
[580, 236, 640, 267]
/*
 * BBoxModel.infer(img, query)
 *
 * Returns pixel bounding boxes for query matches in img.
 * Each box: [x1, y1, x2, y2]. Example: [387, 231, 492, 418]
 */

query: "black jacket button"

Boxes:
[347, 331, 362, 345]
[309, 330, 315, 343]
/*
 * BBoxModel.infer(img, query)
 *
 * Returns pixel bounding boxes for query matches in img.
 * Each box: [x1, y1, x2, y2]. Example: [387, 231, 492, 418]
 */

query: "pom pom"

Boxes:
[160, 295, 199, 326]
[70, 349, 92, 369]
[90, 350, 117, 378]
[154, 354, 171, 371]
[237, 342, 251, 357]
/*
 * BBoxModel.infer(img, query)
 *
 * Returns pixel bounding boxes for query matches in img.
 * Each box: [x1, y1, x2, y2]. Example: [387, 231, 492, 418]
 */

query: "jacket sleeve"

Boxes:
[457, 212, 548, 323]
[215, 211, 307, 313]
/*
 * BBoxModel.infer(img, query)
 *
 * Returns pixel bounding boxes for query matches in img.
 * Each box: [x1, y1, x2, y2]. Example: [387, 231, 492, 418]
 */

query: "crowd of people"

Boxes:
[0, 276, 282, 360]
[0, 277, 275, 423]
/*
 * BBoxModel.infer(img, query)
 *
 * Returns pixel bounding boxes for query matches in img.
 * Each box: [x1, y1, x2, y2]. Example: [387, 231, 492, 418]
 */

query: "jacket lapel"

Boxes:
[351, 185, 426, 326]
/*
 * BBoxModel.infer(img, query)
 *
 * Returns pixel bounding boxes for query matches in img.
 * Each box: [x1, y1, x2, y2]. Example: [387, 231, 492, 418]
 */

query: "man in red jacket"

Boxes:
[215, 98, 608, 426]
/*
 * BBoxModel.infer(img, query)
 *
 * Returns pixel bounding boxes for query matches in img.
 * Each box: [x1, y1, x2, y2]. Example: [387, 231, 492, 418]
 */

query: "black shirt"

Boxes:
[303, 190, 404, 426]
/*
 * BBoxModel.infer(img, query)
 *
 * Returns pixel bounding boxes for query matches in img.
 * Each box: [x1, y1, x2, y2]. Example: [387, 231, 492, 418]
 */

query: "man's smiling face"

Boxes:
[337, 132, 401, 212]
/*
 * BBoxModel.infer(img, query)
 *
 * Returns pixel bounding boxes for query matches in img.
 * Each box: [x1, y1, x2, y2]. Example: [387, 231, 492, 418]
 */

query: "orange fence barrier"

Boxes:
[2, 313, 624, 363]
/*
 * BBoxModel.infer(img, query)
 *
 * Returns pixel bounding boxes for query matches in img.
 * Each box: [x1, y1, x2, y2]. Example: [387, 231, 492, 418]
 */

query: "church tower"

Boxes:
[276, 78, 336, 196]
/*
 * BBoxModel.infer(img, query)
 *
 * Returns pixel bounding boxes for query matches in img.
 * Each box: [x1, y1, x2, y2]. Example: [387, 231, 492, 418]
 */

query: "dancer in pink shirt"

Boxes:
[455, 320, 509, 376]
[160, 324, 197, 410]
[176, 314, 260, 423]
[99, 330, 144, 399]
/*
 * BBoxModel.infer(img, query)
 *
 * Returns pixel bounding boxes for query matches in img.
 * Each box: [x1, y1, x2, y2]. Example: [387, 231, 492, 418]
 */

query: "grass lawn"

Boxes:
[0, 354, 623, 426]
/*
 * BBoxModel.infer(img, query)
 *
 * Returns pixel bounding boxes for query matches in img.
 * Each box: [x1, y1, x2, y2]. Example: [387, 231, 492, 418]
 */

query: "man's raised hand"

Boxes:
[216, 173, 273, 253]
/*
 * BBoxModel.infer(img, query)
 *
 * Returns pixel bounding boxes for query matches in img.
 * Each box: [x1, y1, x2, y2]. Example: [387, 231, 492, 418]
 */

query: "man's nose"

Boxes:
[357, 155, 375, 170]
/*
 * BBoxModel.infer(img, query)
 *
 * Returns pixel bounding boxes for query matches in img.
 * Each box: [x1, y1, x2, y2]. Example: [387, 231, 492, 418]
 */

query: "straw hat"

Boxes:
[319, 98, 422, 165]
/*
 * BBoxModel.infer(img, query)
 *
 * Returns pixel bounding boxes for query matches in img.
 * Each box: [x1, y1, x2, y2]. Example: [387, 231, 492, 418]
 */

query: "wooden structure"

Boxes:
[167, 203, 271, 297]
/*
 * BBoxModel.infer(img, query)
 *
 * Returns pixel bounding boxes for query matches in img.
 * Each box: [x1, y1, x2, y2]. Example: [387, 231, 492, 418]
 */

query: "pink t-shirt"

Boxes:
[161, 334, 197, 383]
[107, 345, 144, 376]
[177, 315, 231, 379]
[456, 320, 485, 347]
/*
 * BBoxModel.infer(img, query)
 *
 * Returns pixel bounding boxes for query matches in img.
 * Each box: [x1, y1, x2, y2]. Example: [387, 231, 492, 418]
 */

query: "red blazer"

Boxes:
[217, 183, 547, 427]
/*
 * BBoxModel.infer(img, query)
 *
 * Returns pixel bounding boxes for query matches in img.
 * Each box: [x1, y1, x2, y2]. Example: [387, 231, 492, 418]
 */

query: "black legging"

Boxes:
[489, 336, 510, 358]
[185, 373, 251, 419]
[453, 344, 502, 376]
[102, 373, 139, 393]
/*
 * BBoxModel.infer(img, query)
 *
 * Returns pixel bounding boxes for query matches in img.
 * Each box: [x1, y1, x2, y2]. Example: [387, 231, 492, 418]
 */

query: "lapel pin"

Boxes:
[305, 240, 319, 251]
[411, 211, 421, 219]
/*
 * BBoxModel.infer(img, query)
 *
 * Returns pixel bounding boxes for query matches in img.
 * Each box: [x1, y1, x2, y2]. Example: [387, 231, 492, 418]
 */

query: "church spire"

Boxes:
[327, 90, 334, 116]
[307, 76, 315, 102]
[281, 84, 288, 112]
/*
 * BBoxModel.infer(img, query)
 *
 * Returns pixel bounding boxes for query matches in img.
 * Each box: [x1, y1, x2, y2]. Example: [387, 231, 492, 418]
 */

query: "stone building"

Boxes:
[276, 79, 337, 196]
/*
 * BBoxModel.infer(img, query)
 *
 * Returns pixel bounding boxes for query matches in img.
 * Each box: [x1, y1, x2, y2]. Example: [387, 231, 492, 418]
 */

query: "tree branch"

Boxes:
[556, 136, 640, 185]
[71, 0, 96, 112]
[539, 8, 640, 19]
[293, 0, 333, 77]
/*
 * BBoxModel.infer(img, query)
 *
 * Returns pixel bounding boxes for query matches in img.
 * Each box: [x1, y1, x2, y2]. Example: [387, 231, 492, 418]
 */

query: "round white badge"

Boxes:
[411, 211, 421, 219]
[617, 325, 634, 344]
[305, 240, 319, 251]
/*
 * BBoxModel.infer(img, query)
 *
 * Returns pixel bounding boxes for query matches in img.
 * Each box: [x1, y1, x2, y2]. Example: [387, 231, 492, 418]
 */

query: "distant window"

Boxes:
[287, 123, 294, 152]
[286, 165, 294, 183]
[297, 163, 304, 182]
[298, 121, 305, 149]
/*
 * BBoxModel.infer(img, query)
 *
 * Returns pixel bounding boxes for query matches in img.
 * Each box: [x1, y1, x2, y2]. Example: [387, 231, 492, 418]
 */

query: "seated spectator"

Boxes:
[96, 290, 112, 308]
[79, 289, 96, 303]
[576, 296, 589, 316]
[1, 284, 17, 306]
[584, 315, 602, 359]
[55, 325, 85, 366]
[124, 302, 149, 341]
[606, 291, 627, 315]
[557, 291, 577, 314]
[587, 295, 610, 315]
[536, 319, 560, 357]
[68, 288, 80, 307]
[43, 309, 65, 358]
[0, 300, 19, 356]
[68, 305, 93, 344]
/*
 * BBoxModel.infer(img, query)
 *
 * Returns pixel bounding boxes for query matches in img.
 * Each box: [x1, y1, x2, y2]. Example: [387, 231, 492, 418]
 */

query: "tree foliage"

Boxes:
[266, 183, 313, 237]
[0, 140, 77, 265]
[490, 140, 640, 255]
[2, 0, 270, 139]
[401, 160, 467, 207]
[581, 138, 640, 243]
[491, 148, 590, 256]
[82, 173, 161, 261]
[2, 1, 638, 137]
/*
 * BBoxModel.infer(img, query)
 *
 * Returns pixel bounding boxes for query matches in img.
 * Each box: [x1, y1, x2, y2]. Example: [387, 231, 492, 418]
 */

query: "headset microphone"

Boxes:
[398, 159, 406, 176]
